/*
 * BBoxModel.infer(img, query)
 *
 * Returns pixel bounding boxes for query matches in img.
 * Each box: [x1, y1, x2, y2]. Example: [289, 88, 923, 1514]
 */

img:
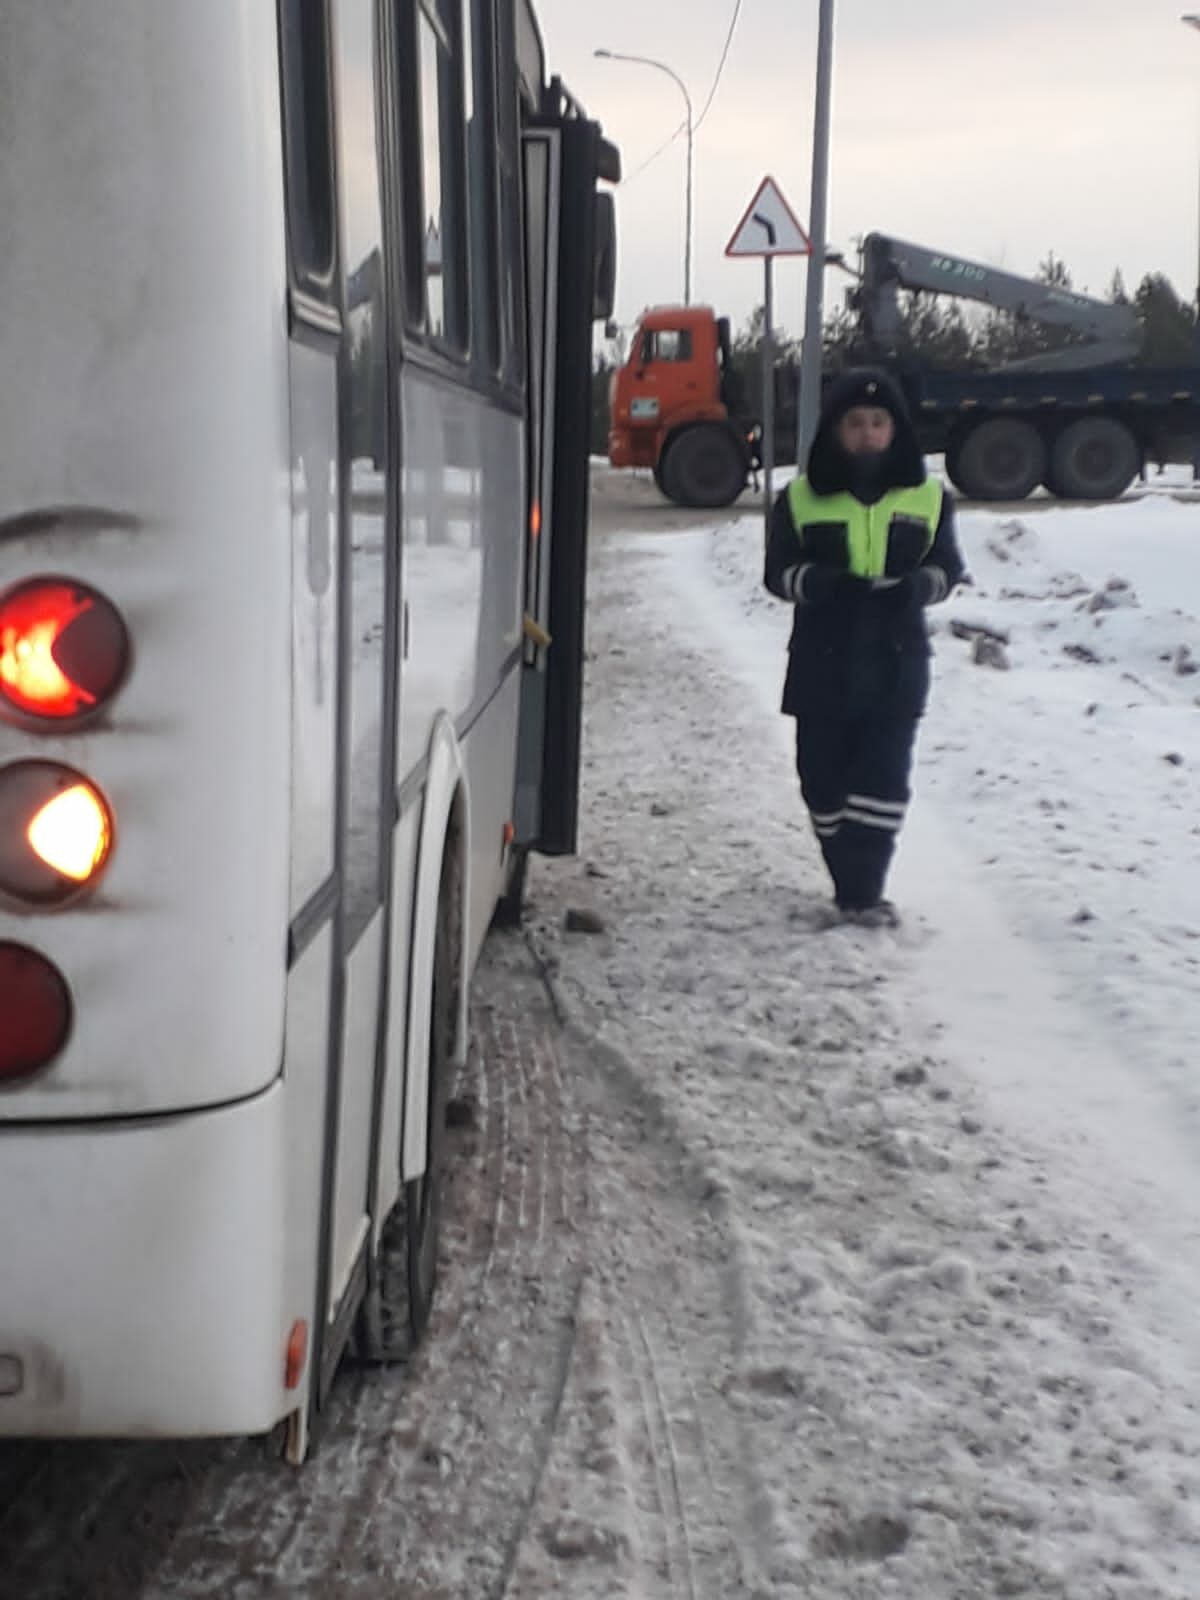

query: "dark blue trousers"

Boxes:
[794, 706, 919, 910]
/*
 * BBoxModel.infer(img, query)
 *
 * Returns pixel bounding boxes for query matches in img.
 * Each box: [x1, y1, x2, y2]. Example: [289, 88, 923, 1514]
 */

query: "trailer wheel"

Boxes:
[943, 435, 966, 495]
[661, 424, 747, 508]
[1047, 418, 1139, 501]
[954, 418, 1047, 501]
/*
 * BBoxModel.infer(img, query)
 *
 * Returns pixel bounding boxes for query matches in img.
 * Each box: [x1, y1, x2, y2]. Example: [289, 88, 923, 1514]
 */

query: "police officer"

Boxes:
[764, 368, 966, 925]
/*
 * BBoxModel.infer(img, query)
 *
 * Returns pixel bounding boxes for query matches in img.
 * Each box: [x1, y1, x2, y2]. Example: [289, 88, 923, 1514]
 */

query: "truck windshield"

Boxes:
[640, 329, 693, 363]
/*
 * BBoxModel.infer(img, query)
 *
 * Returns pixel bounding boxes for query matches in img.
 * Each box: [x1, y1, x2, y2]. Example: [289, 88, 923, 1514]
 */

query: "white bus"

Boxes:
[0, 1, 616, 1460]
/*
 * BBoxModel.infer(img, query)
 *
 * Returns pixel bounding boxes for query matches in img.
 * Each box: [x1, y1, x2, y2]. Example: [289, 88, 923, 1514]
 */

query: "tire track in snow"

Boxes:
[503, 971, 779, 1600]
[0, 930, 586, 1600]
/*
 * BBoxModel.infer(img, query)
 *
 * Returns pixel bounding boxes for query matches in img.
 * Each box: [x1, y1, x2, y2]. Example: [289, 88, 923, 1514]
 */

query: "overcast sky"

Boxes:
[536, 0, 1200, 342]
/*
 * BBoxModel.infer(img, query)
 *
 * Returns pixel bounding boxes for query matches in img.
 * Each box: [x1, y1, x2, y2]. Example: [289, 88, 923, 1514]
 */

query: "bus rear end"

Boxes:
[0, 7, 298, 1439]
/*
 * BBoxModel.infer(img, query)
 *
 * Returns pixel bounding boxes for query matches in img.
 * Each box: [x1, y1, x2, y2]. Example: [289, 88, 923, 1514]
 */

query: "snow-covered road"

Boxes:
[531, 466, 1200, 1597]
[6, 465, 1199, 1599]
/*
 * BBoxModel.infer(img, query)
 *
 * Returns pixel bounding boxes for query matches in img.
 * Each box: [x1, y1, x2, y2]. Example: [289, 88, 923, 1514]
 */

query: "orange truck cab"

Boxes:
[608, 305, 762, 507]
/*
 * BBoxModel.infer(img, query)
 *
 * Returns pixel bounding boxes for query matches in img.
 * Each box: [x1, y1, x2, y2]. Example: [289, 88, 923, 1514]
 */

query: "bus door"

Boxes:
[281, 0, 398, 1405]
[515, 115, 617, 857]
[319, 2, 400, 1397]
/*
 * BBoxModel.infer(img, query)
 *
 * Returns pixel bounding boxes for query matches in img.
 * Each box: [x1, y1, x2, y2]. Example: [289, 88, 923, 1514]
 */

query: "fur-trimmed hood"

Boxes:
[806, 367, 926, 497]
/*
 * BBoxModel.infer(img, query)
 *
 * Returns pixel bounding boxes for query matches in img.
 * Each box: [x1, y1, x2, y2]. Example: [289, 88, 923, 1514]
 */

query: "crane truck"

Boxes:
[608, 233, 1200, 505]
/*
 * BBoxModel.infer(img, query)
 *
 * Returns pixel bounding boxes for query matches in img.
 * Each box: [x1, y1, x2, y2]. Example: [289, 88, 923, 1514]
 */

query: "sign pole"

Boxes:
[796, 0, 836, 463]
[724, 173, 812, 537]
[762, 255, 775, 529]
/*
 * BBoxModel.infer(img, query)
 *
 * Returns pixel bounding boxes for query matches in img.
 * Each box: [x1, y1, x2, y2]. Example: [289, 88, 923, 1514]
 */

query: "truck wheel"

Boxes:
[1047, 418, 1139, 501]
[954, 418, 1047, 501]
[661, 425, 747, 508]
[943, 435, 966, 494]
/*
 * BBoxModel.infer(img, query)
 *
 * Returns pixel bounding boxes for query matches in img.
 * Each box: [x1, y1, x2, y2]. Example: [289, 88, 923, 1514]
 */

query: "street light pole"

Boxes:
[1183, 14, 1200, 478]
[796, 0, 836, 464]
[595, 48, 694, 305]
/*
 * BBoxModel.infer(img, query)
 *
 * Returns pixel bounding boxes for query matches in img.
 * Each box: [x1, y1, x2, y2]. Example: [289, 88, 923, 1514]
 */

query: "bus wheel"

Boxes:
[1047, 418, 1139, 501]
[661, 424, 746, 508]
[370, 841, 458, 1358]
[954, 418, 1047, 501]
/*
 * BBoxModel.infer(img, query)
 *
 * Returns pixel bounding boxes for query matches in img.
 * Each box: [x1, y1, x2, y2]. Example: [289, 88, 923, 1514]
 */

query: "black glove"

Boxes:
[909, 567, 948, 605]
[872, 568, 947, 610]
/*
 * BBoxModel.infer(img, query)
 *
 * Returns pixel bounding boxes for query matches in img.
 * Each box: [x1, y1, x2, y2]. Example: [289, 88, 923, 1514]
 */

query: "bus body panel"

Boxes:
[396, 373, 524, 795]
[281, 923, 336, 1408]
[0, 7, 294, 1121]
[373, 803, 421, 1228]
[329, 910, 385, 1310]
[0, 1086, 288, 1438]
[462, 668, 522, 971]
[401, 716, 467, 1186]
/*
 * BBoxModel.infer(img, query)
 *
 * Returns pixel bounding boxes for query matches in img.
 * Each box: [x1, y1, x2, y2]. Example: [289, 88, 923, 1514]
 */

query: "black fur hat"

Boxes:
[806, 366, 926, 495]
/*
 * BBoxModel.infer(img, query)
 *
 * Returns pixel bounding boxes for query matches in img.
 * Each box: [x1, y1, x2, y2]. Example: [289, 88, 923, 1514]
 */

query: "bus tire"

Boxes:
[661, 424, 746, 508]
[370, 838, 459, 1359]
[954, 418, 1047, 501]
[1046, 417, 1139, 501]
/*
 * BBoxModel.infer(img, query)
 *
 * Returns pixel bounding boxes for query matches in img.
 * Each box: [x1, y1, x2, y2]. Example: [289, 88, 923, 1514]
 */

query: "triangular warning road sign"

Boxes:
[725, 176, 812, 258]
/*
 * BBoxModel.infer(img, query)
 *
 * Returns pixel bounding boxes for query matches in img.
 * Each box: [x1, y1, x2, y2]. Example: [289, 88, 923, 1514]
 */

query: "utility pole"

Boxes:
[1184, 15, 1200, 479]
[796, 0, 836, 463]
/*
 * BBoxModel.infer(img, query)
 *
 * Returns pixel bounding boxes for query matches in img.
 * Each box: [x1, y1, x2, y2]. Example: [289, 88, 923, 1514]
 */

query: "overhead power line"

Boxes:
[694, 0, 743, 131]
[613, 0, 745, 185]
[623, 119, 689, 184]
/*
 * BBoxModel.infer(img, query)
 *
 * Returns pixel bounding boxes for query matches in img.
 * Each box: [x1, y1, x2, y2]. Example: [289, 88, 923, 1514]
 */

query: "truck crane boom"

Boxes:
[857, 232, 1141, 370]
[609, 229, 1197, 508]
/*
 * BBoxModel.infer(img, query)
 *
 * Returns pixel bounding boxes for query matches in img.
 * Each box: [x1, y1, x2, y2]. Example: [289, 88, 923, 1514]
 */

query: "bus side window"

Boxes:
[278, 0, 337, 298]
[400, 0, 469, 353]
[464, 0, 501, 376]
[493, 2, 525, 391]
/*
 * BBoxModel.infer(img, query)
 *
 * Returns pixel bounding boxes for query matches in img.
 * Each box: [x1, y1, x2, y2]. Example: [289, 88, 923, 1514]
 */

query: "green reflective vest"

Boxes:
[787, 475, 943, 579]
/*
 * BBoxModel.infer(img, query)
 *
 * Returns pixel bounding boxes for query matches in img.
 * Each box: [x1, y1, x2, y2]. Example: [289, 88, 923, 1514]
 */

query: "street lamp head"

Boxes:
[590, 45, 694, 306]
[1184, 13, 1200, 29]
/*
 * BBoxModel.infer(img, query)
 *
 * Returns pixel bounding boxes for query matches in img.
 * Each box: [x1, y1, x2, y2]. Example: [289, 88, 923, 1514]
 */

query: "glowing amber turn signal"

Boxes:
[27, 785, 112, 883]
[0, 762, 115, 906]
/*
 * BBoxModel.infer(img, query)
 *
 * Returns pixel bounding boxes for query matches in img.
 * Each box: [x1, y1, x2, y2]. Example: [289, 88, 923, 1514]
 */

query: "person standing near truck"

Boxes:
[764, 368, 966, 925]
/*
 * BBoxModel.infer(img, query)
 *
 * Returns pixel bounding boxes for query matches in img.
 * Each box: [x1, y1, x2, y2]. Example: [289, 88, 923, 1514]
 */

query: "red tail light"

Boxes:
[0, 762, 114, 906]
[0, 943, 72, 1083]
[0, 578, 130, 724]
